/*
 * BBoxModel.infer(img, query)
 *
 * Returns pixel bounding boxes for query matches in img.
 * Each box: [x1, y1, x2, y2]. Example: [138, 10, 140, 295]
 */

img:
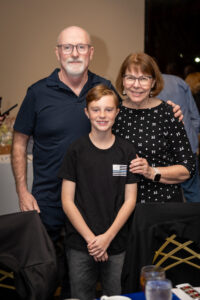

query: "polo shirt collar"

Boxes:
[46, 68, 103, 94]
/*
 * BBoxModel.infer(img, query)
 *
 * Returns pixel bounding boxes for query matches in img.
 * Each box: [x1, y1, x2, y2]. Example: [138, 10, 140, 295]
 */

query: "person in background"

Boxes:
[114, 52, 195, 203]
[158, 73, 200, 202]
[0, 115, 5, 126]
[59, 84, 139, 300]
[185, 72, 200, 114]
[184, 64, 197, 79]
[0, 96, 9, 126]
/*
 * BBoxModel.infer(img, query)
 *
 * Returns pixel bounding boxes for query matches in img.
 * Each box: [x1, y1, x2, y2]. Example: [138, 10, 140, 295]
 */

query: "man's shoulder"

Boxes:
[159, 74, 189, 102]
[162, 74, 188, 89]
[88, 70, 112, 86]
[28, 69, 59, 90]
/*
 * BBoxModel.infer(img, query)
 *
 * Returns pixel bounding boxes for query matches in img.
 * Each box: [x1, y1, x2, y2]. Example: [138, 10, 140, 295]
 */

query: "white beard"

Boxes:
[64, 58, 85, 76]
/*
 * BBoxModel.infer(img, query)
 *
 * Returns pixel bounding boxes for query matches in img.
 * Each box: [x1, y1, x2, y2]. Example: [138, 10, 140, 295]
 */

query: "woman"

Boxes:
[113, 52, 195, 203]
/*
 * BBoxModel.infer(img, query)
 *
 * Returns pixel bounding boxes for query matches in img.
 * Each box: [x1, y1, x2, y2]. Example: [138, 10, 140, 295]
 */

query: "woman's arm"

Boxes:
[130, 104, 195, 184]
[130, 156, 190, 184]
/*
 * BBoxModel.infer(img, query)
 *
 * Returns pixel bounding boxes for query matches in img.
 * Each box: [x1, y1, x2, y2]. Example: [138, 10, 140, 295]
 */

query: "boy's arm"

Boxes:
[61, 179, 96, 244]
[61, 179, 108, 261]
[87, 182, 137, 258]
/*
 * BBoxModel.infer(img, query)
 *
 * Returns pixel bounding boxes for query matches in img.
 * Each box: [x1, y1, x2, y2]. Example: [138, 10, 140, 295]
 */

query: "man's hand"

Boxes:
[167, 100, 183, 121]
[19, 190, 40, 212]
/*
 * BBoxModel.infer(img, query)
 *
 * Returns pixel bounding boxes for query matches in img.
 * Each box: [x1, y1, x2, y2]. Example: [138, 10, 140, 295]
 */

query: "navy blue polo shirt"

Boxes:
[14, 69, 114, 207]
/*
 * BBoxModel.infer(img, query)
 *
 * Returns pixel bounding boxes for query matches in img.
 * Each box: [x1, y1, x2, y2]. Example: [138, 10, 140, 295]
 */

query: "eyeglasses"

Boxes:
[123, 75, 153, 87]
[57, 43, 91, 54]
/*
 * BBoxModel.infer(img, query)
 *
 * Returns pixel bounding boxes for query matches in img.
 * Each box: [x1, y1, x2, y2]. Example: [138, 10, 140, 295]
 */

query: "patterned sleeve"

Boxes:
[164, 103, 196, 177]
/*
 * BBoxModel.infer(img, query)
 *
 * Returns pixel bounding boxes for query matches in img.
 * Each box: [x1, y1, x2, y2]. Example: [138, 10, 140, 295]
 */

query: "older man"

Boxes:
[11, 26, 115, 299]
[11, 26, 114, 237]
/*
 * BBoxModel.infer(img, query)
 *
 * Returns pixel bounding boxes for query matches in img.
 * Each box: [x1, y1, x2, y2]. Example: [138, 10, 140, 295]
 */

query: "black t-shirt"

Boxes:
[58, 135, 140, 254]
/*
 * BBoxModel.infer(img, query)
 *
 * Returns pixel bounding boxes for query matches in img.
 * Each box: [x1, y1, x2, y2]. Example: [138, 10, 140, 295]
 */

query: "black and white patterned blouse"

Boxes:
[113, 101, 195, 203]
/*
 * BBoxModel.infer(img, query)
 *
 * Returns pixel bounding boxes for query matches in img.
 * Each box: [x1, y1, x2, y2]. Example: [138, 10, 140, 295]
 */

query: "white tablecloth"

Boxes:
[0, 154, 33, 215]
[172, 287, 200, 300]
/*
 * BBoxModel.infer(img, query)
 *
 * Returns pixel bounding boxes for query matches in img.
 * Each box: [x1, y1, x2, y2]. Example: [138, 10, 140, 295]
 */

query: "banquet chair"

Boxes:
[0, 267, 15, 290]
[0, 210, 58, 300]
[121, 203, 200, 293]
[151, 216, 200, 286]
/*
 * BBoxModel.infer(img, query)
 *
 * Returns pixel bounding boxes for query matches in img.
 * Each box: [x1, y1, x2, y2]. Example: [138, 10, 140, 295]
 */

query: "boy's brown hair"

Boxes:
[86, 84, 119, 108]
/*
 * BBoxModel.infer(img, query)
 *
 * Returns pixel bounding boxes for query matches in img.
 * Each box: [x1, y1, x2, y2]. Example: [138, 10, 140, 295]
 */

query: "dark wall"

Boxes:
[145, 0, 200, 78]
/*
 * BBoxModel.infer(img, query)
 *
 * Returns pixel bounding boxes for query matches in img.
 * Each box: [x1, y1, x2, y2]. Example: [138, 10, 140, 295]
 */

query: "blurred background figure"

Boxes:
[184, 64, 197, 79]
[0, 97, 4, 126]
[185, 72, 200, 113]
[158, 73, 200, 202]
[0, 116, 5, 126]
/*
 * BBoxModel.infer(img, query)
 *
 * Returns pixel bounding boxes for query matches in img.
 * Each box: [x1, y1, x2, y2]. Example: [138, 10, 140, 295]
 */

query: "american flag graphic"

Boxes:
[112, 164, 127, 176]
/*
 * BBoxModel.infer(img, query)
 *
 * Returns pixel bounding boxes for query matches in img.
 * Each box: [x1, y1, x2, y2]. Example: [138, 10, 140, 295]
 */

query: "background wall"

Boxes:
[0, 0, 144, 115]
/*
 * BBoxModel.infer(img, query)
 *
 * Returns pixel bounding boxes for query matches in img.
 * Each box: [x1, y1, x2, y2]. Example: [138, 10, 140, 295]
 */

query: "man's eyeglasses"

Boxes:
[57, 43, 91, 54]
[123, 75, 153, 87]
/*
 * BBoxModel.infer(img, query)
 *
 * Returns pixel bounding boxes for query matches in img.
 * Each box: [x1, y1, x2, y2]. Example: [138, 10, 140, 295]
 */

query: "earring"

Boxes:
[123, 90, 126, 95]
[149, 88, 154, 98]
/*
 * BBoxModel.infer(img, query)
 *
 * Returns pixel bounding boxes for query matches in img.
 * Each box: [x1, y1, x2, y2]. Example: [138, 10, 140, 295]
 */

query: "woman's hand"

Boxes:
[130, 155, 154, 180]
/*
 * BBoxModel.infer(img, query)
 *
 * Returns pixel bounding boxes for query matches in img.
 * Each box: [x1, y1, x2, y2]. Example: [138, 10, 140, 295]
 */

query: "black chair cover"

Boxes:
[0, 210, 58, 300]
[121, 203, 200, 293]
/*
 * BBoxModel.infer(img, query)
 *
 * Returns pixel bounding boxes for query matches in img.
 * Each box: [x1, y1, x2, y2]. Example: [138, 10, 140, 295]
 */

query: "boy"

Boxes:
[58, 84, 139, 300]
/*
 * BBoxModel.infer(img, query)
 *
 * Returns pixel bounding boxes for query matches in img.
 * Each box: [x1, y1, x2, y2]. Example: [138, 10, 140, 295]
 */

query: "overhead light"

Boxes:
[194, 57, 200, 63]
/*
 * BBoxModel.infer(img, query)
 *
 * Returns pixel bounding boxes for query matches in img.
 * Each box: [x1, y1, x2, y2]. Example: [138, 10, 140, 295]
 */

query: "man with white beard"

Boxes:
[11, 26, 115, 299]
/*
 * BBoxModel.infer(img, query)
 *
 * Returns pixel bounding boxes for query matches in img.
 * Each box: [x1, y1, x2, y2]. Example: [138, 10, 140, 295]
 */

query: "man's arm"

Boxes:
[87, 183, 137, 258]
[11, 130, 40, 212]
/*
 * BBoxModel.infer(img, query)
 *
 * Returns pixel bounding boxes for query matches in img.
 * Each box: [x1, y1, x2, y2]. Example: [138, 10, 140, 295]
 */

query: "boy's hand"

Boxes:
[167, 100, 183, 122]
[87, 233, 111, 259]
[93, 251, 109, 262]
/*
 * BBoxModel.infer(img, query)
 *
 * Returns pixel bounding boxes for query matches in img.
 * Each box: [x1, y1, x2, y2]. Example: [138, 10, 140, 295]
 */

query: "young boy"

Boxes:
[58, 84, 139, 300]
